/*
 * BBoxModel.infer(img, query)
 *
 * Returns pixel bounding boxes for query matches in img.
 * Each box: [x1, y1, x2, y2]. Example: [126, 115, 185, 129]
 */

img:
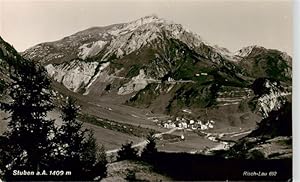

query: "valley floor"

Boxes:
[0, 81, 259, 158]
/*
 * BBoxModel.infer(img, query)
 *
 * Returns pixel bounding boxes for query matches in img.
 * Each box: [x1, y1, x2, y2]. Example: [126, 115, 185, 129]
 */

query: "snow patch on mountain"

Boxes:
[78, 40, 107, 59]
[45, 60, 99, 92]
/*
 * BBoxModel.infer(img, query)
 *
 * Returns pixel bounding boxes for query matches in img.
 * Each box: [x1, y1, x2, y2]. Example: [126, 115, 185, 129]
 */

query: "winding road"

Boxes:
[106, 127, 178, 154]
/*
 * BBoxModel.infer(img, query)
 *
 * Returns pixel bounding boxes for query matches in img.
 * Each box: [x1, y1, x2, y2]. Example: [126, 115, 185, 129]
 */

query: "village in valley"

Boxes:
[152, 109, 215, 133]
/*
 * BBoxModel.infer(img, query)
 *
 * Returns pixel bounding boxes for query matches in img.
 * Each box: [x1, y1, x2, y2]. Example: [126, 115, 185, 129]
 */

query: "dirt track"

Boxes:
[106, 127, 178, 154]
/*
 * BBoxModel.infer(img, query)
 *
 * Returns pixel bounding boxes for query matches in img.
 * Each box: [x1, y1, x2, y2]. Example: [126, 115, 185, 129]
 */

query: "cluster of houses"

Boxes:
[195, 72, 208, 77]
[156, 117, 215, 131]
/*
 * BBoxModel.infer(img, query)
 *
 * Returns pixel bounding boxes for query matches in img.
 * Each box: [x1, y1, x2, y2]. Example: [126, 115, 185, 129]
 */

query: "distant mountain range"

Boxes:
[1, 15, 292, 125]
[0, 16, 292, 134]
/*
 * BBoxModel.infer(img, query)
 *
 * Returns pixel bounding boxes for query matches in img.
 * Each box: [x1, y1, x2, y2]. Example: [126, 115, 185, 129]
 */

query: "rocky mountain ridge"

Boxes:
[18, 16, 292, 119]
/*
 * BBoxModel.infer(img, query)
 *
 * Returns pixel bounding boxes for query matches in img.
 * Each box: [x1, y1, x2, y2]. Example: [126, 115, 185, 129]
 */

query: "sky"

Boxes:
[0, 0, 293, 55]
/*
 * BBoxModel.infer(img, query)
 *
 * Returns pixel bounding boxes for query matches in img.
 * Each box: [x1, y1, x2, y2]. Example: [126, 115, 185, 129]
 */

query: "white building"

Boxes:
[163, 123, 169, 128]
[170, 123, 176, 128]
[178, 123, 182, 128]
[182, 122, 188, 129]
[181, 135, 185, 140]
[200, 125, 208, 130]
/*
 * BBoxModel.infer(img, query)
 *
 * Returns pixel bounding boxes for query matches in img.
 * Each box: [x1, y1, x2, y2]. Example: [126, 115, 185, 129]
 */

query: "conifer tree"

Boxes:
[56, 97, 107, 180]
[0, 37, 107, 180]
[117, 141, 138, 161]
[141, 132, 158, 160]
[0, 58, 55, 173]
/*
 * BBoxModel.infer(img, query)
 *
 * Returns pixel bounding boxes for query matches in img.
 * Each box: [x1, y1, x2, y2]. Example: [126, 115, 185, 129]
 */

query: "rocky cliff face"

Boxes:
[251, 78, 289, 118]
[224, 102, 292, 159]
[45, 61, 110, 93]
[221, 78, 292, 159]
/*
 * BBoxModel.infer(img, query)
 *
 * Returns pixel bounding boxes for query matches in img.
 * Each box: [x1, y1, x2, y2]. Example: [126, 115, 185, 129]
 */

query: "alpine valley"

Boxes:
[1, 15, 292, 163]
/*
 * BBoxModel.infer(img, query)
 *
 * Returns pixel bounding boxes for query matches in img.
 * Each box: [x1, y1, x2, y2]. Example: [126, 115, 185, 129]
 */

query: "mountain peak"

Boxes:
[234, 45, 261, 57]
[140, 14, 160, 21]
[22, 15, 210, 64]
[127, 15, 166, 28]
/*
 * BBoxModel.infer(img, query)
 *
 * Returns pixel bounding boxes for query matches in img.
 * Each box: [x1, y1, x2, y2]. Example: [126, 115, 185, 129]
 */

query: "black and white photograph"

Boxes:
[0, 0, 294, 181]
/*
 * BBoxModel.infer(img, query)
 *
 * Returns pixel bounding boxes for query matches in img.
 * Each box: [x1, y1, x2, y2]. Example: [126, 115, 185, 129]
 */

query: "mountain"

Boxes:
[223, 101, 292, 159]
[236, 45, 292, 82]
[0, 15, 293, 162]
[0, 34, 292, 182]
[21, 15, 291, 122]
[0, 36, 15, 126]
[0, 36, 23, 96]
[250, 78, 290, 118]
[223, 78, 292, 159]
